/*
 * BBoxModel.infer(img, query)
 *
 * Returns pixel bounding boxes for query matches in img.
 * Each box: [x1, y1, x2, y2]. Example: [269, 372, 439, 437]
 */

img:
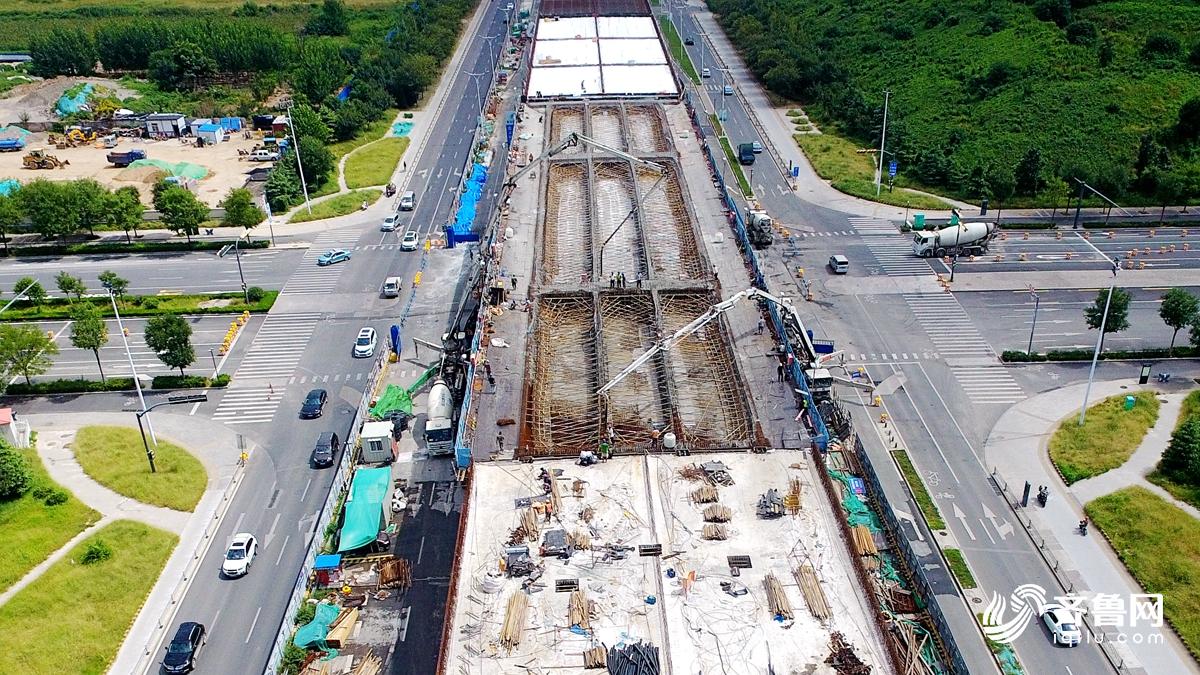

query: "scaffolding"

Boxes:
[598, 293, 671, 446]
[525, 295, 601, 456]
[593, 160, 643, 280]
[543, 162, 593, 284]
[549, 106, 583, 154]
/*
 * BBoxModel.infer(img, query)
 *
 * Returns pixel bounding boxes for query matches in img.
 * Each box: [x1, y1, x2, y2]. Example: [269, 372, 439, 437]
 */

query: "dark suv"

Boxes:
[310, 431, 340, 468]
[162, 621, 205, 673]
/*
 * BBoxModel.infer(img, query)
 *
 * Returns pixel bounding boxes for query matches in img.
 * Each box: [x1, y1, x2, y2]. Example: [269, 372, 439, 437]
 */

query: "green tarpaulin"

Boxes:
[127, 158, 209, 179]
[293, 602, 339, 648]
[336, 467, 392, 552]
[369, 384, 412, 419]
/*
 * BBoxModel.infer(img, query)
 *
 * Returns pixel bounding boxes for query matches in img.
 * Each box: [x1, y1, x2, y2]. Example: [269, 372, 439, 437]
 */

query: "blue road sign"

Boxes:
[792, 166, 800, 178]
[888, 160, 897, 178]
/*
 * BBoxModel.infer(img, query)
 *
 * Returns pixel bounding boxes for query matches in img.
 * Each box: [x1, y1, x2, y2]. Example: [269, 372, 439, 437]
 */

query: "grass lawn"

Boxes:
[894, 449, 946, 530]
[72, 426, 206, 512]
[345, 137, 410, 189]
[289, 189, 382, 224]
[327, 109, 401, 159]
[309, 174, 342, 199]
[794, 132, 950, 211]
[0, 446, 99, 593]
[0, 520, 177, 675]
[1177, 390, 1200, 432]
[657, 17, 699, 84]
[1147, 470, 1200, 511]
[1087, 486, 1200, 657]
[943, 548, 976, 589]
[1048, 392, 1160, 484]
[3, 291, 277, 321]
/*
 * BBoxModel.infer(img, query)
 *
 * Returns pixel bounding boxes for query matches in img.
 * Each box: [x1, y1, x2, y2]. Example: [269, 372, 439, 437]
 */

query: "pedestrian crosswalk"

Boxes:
[903, 294, 1026, 403]
[850, 217, 932, 276]
[211, 387, 280, 425]
[309, 229, 364, 251]
[232, 313, 320, 380]
[282, 264, 347, 295]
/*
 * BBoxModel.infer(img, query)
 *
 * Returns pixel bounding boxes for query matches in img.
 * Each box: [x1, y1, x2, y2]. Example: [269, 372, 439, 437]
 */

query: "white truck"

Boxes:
[424, 379, 456, 456]
[745, 206, 774, 249]
[911, 221, 996, 258]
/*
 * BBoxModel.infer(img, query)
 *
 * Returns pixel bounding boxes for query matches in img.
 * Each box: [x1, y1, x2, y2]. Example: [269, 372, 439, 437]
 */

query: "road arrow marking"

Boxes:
[953, 504, 976, 540]
[264, 512, 281, 549]
[982, 503, 1014, 540]
[893, 507, 924, 541]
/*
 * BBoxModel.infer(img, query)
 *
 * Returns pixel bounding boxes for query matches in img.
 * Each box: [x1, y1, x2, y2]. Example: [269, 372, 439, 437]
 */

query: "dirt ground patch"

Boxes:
[0, 77, 138, 125]
[0, 131, 269, 206]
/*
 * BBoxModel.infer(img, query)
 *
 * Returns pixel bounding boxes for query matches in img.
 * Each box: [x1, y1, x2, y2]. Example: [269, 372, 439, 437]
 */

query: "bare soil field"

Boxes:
[0, 77, 138, 125]
[0, 132, 269, 206]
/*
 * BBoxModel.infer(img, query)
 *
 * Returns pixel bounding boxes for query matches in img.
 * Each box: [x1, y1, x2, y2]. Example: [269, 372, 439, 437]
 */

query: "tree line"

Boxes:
[1085, 287, 1200, 354]
[0, 180, 264, 245]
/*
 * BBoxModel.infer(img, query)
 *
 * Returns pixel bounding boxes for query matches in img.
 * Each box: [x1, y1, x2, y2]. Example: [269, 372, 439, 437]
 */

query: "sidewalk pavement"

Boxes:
[985, 378, 1200, 675]
[17, 411, 247, 675]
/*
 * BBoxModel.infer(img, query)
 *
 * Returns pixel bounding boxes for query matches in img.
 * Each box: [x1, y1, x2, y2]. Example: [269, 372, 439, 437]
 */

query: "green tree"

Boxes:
[98, 270, 129, 300]
[157, 187, 209, 243]
[306, 0, 350, 36]
[292, 136, 335, 187]
[0, 193, 21, 254]
[0, 324, 58, 385]
[15, 179, 80, 241]
[144, 315, 194, 376]
[151, 178, 174, 212]
[54, 271, 86, 300]
[1161, 288, 1200, 354]
[69, 302, 109, 382]
[28, 27, 96, 76]
[148, 41, 218, 91]
[1014, 147, 1045, 196]
[288, 103, 331, 144]
[265, 161, 303, 212]
[106, 186, 145, 243]
[1143, 32, 1182, 60]
[13, 277, 46, 306]
[0, 445, 32, 500]
[1083, 287, 1131, 352]
[292, 40, 347, 104]
[1098, 37, 1115, 67]
[73, 179, 109, 236]
[1177, 97, 1200, 144]
[1161, 417, 1200, 484]
[220, 188, 265, 230]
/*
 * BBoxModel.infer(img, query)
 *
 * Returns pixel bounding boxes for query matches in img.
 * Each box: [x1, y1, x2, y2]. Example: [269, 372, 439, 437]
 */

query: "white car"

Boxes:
[400, 230, 420, 251]
[381, 214, 399, 232]
[221, 533, 257, 578]
[1041, 603, 1082, 647]
[353, 327, 378, 358]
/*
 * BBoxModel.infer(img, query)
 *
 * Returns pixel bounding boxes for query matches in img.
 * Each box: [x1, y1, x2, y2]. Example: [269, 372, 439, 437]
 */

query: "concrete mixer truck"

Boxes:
[424, 378, 456, 457]
[911, 221, 996, 258]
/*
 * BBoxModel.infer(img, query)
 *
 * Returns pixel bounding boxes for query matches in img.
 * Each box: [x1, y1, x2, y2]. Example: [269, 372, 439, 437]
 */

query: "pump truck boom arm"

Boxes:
[505, 132, 666, 190]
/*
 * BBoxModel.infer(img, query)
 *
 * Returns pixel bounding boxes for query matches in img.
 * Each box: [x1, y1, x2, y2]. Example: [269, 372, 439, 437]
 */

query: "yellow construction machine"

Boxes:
[22, 149, 69, 169]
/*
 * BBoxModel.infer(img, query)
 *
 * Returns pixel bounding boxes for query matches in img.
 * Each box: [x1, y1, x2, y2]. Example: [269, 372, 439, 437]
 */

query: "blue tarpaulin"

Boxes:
[390, 121, 413, 137]
[0, 179, 18, 197]
[56, 83, 92, 116]
[450, 163, 485, 244]
[337, 85, 351, 102]
[218, 117, 242, 131]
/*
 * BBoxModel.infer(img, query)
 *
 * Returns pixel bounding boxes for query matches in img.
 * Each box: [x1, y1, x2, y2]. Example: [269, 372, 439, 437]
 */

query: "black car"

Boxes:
[310, 431, 340, 468]
[684, 36, 695, 45]
[162, 621, 205, 673]
[299, 389, 327, 419]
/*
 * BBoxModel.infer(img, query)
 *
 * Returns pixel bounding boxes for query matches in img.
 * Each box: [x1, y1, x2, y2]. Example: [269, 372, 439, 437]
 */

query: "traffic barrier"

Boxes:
[1150, 229, 1157, 237]
[1064, 251, 1073, 259]
[1019, 252, 1028, 261]
[1056, 231, 1063, 240]
[1185, 243, 1191, 251]
[1023, 231, 1029, 240]
[1139, 261, 1147, 269]
[1083, 231, 1091, 239]
[993, 254, 1004, 261]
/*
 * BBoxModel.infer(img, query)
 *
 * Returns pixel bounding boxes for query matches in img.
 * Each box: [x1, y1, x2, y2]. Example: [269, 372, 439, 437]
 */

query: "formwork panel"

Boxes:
[593, 161, 643, 280]
[542, 162, 593, 284]
[659, 293, 754, 448]
[589, 105, 625, 152]
[637, 163, 704, 280]
[526, 295, 601, 456]
[624, 104, 669, 154]
[598, 293, 669, 446]
[549, 105, 584, 154]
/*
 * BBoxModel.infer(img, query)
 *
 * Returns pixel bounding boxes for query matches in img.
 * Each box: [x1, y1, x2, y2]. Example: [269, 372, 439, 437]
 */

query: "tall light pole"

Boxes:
[106, 285, 156, 444]
[1079, 284, 1116, 426]
[285, 101, 312, 215]
[0, 282, 34, 314]
[875, 90, 891, 197]
[1026, 287, 1040, 357]
[135, 394, 207, 473]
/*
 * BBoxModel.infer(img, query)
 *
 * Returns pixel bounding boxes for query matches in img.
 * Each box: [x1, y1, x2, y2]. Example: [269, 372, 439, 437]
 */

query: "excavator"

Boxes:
[22, 148, 69, 169]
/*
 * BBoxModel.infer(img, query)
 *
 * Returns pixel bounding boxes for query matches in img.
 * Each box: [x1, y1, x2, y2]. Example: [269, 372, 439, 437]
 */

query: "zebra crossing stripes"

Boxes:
[233, 313, 320, 380]
[849, 217, 932, 276]
[211, 387, 280, 425]
[951, 367, 1026, 404]
[282, 265, 347, 295]
[308, 229, 364, 252]
[904, 294, 994, 357]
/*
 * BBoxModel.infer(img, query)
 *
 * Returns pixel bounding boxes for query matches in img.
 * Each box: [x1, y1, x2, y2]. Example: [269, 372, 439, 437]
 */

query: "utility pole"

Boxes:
[1079, 284, 1115, 426]
[107, 286, 156, 444]
[875, 90, 890, 197]
[285, 101, 312, 215]
[1027, 287, 1040, 357]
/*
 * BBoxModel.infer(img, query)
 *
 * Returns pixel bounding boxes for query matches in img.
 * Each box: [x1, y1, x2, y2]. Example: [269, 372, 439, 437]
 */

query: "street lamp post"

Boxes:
[209, 348, 218, 376]
[875, 90, 891, 197]
[135, 394, 208, 473]
[106, 285, 156, 444]
[1079, 284, 1116, 426]
[1027, 288, 1040, 357]
[285, 101, 312, 215]
[233, 236, 249, 303]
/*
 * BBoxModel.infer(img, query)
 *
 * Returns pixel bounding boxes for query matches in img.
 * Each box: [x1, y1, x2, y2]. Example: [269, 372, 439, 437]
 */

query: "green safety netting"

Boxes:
[829, 469, 881, 529]
[293, 602, 340, 648]
[336, 467, 391, 552]
[369, 384, 412, 419]
[877, 556, 903, 585]
[127, 158, 209, 179]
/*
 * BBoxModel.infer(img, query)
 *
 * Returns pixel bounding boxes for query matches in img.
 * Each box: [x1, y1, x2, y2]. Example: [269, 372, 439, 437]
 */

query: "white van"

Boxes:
[382, 277, 402, 298]
[828, 255, 849, 274]
[399, 191, 415, 211]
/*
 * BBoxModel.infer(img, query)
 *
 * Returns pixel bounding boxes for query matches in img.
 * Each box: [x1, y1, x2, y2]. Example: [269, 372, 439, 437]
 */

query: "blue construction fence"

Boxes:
[449, 163, 486, 244]
[685, 93, 830, 449]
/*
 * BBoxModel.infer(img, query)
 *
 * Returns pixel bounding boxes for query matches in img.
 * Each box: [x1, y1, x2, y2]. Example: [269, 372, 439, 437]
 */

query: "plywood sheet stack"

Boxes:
[702, 504, 731, 522]
[500, 591, 529, 651]
[850, 525, 878, 556]
[763, 572, 794, 620]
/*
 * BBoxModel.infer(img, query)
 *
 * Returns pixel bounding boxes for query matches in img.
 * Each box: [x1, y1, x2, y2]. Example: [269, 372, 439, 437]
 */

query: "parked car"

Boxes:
[684, 36, 695, 45]
[248, 149, 280, 162]
[1041, 604, 1082, 647]
[400, 230, 420, 251]
[310, 431, 341, 468]
[701, 68, 711, 78]
[827, 254, 849, 274]
[221, 533, 257, 578]
[353, 327, 378, 358]
[381, 214, 399, 232]
[162, 622, 205, 673]
[299, 389, 327, 419]
[316, 249, 351, 266]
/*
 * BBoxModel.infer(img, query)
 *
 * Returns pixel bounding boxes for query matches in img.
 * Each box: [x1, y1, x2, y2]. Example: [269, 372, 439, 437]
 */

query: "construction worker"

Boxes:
[496, 431, 505, 454]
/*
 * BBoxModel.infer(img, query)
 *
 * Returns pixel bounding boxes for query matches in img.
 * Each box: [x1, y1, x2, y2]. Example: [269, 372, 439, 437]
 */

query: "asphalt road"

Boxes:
[0, 247, 304, 296]
[135, 3, 510, 673]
